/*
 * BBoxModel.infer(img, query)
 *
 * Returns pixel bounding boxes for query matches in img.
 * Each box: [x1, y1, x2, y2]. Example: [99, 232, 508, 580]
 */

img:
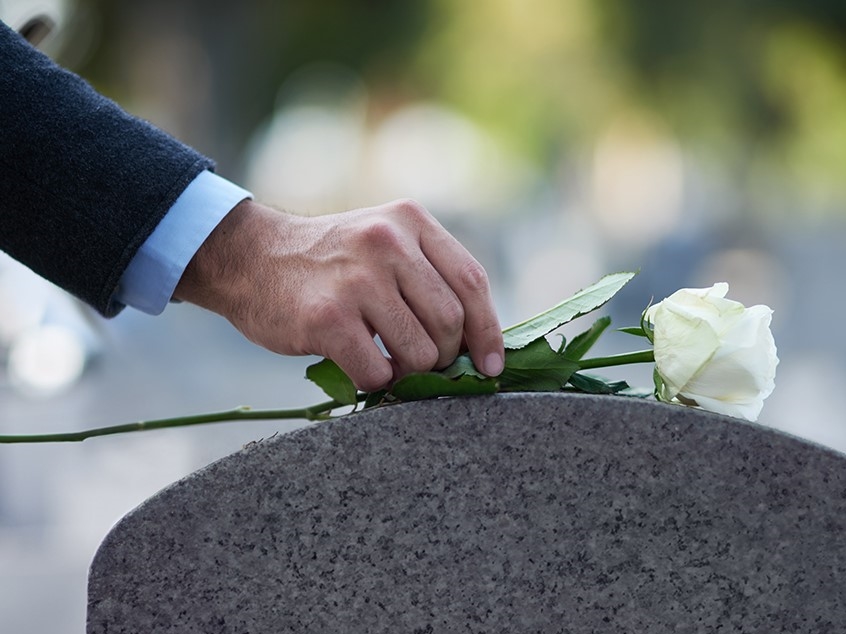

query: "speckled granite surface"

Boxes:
[87, 393, 846, 633]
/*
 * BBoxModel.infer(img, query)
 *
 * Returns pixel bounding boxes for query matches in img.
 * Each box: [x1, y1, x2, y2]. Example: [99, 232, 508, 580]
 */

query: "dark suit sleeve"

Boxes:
[0, 21, 215, 316]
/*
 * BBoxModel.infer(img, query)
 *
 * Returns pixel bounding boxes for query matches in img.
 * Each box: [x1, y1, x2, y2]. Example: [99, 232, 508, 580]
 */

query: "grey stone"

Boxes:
[87, 393, 846, 633]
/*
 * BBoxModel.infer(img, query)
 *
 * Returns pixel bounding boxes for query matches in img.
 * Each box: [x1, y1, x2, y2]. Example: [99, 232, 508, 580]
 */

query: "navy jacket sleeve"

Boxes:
[0, 21, 215, 316]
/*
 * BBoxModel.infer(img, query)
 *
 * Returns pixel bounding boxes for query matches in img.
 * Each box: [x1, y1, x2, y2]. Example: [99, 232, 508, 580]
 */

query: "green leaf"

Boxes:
[554, 334, 567, 354]
[567, 372, 629, 394]
[618, 386, 654, 398]
[502, 271, 637, 349]
[618, 326, 649, 338]
[498, 337, 580, 391]
[640, 304, 655, 344]
[652, 366, 665, 401]
[390, 372, 498, 401]
[440, 353, 487, 379]
[305, 359, 359, 406]
[499, 368, 567, 392]
[563, 316, 611, 361]
[363, 390, 389, 409]
[504, 337, 573, 369]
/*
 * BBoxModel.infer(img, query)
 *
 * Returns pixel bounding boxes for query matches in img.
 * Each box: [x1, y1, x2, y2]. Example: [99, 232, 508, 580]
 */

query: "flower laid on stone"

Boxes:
[643, 283, 778, 422]
[0, 272, 778, 443]
[309, 272, 776, 423]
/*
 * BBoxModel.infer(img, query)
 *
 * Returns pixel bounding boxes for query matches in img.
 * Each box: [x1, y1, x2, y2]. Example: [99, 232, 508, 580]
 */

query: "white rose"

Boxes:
[644, 283, 778, 422]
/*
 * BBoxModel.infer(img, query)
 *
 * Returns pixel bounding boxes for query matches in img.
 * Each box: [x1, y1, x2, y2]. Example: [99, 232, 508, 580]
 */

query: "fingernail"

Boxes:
[483, 352, 504, 377]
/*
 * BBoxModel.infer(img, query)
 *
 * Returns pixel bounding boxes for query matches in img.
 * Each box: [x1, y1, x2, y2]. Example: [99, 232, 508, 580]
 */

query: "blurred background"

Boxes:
[3, 0, 846, 630]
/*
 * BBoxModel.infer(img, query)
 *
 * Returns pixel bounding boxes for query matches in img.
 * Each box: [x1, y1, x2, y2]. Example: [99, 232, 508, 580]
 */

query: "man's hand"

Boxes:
[174, 198, 504, 392]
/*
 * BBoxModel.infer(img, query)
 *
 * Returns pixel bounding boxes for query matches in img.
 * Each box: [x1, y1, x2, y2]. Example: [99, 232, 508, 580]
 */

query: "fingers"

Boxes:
[331, 334, 394, 393]
[344, 204, 465, 375]
[362, 198, 503, 378]
[451, 256, 504, 376]
[416, 214, 504, 377]
[309, 302, 394, 392]
[395, 259, 465, 370]
[362, 291, 440, 377]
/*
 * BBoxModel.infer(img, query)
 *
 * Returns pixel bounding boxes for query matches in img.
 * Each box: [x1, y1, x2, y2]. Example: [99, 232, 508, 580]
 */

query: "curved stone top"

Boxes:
[87, 393, 846, 633]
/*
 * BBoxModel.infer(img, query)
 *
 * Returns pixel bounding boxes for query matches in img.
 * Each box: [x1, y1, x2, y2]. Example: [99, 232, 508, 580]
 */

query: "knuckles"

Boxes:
[354, 363, 393, 393]
[389, 198, 430, 223]
[349, 198, 438, 257]
[457, 259, 489, 293]
[304, 296, 350, 341]
[435, 296, 465, 336]
[409, 339, 440, 373]
[364, 220, 402, 247]
[349, 216, 407, 259]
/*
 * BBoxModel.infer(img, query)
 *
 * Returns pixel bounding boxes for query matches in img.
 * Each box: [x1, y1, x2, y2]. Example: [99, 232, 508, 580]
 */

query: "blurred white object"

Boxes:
[0, 0, 70, 43]
[244, 63, 368, 213]
[8, 324, 86, 396]
[244, 63, 535, 217]
[369, 103, 532, 217]
[0, 253, 99, 396]
[0, 257, 50, 343]
[591, 113, 684, 248]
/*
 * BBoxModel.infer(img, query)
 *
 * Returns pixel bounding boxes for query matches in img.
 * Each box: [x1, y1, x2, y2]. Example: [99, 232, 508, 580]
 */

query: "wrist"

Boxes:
[173, 199, 276, 315]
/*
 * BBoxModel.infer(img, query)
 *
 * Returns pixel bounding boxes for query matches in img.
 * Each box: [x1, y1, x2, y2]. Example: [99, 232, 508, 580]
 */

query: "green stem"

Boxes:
[577, 349, 654, 370]
[1, 349, 656, 444]
[0, 396, 366, 444]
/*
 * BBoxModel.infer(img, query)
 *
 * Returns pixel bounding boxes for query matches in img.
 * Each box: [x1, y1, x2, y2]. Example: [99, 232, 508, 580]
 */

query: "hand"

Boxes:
[174, 198, 504, 391]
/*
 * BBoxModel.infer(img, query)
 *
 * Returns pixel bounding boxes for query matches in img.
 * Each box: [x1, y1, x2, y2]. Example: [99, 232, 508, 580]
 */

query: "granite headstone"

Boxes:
[87, 393, 846, 633]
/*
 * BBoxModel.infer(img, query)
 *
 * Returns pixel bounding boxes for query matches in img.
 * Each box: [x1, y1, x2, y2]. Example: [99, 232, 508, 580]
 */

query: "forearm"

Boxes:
[0, 20, 212, 315]
[173, 199, 277, 316]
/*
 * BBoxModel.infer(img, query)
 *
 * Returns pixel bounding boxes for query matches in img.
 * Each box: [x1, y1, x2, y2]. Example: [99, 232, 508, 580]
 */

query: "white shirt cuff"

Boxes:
[115, 170, 252, 315]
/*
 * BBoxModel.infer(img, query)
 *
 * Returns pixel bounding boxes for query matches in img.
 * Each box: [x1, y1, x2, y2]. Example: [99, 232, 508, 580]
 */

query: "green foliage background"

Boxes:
[63, 0, 846, 208]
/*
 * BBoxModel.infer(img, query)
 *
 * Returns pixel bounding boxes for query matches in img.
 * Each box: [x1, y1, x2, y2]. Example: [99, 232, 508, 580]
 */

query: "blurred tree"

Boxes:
[69, 0, 432, 175]
[597, 0, 846, 203]
[63, 0, 846, 206]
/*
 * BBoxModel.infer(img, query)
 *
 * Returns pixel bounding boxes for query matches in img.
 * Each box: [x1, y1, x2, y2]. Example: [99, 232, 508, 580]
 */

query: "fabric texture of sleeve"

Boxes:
[0, 20, 215, 317]
[114, 170, 252, 316]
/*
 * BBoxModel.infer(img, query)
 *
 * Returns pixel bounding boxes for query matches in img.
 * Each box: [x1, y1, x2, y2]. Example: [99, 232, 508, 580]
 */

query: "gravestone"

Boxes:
[87, 393, 846, 633]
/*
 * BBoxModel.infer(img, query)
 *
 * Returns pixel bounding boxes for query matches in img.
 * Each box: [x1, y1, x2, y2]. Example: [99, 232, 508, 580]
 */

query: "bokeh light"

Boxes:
[8, 324, 86, 397]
